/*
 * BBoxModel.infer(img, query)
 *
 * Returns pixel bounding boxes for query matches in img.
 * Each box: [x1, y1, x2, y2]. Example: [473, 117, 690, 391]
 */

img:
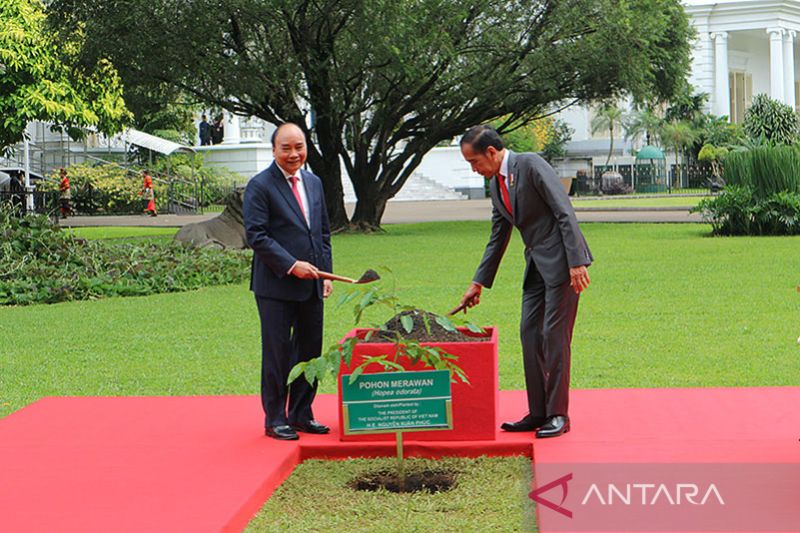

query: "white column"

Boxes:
[768, 28, 785, 102]
[711, 32, 730, 117]
[222, 112, 241, 145]
[784, 30, 796, 109]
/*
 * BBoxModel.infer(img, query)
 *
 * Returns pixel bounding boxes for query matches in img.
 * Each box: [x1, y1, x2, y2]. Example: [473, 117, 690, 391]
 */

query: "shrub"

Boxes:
[152, 153, 243, 206]
[692, 185, 800, 236]
[724, 146, 800, 200]
[693, 185, 755, 235]
[0, 208, 250, 305]
[698, 144, 728, 179]
[751, 191, 800, 235]
[41, 163, 164, 214]
[743, 94, 800, 146]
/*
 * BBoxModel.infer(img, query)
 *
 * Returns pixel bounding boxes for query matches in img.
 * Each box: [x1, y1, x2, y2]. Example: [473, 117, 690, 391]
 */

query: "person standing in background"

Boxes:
[58, 168, 72, 219]
[212, 114, 225, 145]
[140, 170, 157, 217]
[198, 114, 212, 146]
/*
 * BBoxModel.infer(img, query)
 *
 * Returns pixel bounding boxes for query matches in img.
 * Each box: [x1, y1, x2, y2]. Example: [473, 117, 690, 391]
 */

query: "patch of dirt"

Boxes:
[363, 309, 489, 343]
[348, 467, 458, 493]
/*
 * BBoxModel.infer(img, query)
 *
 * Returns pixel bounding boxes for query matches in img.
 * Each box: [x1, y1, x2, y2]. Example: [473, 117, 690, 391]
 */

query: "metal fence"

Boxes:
[0, 190, 59, 221]
[577, 164, 715, 196]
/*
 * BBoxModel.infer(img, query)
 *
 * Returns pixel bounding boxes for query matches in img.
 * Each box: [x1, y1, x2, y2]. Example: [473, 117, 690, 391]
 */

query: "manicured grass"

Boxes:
[244, 456, 534, 532]
[2, 222, 799, 419]
[570, 195, 708, 208]
[65, 226, 179, 240]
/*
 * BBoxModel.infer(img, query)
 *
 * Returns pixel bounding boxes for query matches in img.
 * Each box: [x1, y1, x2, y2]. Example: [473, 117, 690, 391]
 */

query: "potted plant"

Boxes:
[289, 275, 499, 442]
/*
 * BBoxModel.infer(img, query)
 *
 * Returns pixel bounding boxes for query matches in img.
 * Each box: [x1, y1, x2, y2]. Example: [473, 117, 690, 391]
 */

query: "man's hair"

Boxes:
[201, 114, 207, 119]
[460, 125, 504, 153]
[271, 122, 303, 146]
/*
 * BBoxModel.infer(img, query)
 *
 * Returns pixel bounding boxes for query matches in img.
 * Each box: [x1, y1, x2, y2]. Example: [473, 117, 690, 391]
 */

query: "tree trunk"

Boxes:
[305, 136, 349, 231]
[319, 163, 348, 231]
[350, 189, 388, 232]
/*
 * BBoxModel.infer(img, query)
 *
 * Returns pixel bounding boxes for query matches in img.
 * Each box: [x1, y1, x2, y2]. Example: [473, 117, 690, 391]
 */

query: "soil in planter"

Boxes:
[348, 467, 458, 494]
[368, 309, 489, 343]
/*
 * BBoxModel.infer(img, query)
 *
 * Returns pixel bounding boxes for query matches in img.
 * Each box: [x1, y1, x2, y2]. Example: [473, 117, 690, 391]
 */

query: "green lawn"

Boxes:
[245, 456, 534, 532]
[2, 222, 799, 418]
[570, 195, 708, 208]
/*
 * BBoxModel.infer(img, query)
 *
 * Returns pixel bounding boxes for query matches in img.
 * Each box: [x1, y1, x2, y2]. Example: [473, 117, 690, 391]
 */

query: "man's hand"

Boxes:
[459, 282, 483, 312]
[569, 266, 590, 294]
[291, 261, 320, 280]
[323, 280, 333, 298]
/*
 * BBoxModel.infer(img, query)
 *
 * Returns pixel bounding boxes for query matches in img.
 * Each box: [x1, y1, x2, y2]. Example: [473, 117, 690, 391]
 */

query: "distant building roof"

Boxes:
[564, 139, 633, 158]
[121, 129, 195, 156]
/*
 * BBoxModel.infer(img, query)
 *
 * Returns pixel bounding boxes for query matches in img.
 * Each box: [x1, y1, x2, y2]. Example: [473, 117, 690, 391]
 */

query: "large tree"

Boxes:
[52, 0, 693, 231]
[0, 0, 130, 150]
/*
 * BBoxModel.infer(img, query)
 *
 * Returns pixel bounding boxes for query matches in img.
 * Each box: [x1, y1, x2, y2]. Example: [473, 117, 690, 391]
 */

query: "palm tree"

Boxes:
[624, 108, 663, 147]
[590, 103, 625, 167]
[659, 121, 698, 190]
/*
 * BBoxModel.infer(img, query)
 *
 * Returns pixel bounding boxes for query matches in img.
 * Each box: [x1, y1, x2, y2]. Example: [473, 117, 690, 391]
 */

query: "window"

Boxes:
[729, 71, 752, 123]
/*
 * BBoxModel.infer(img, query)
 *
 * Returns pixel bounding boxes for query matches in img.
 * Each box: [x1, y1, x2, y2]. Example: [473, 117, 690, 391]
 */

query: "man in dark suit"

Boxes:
[458, 125, 592, 438]
[244, 122, 333, 440]
[198, 114, 211, 146]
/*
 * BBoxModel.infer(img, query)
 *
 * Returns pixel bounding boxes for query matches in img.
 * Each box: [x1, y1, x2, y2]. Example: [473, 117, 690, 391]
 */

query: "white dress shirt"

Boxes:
[277, 164, 312, 275]
[276, 164, 311, 227]
[498, 149, 511, 186]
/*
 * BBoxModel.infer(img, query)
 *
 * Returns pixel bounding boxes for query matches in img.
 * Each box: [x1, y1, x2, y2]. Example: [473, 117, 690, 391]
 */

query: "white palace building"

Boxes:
[6, 0, 800, 202]
[557, 0, 800, 176]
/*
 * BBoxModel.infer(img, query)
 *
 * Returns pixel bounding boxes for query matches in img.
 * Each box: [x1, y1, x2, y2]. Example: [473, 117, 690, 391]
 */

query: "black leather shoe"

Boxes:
[535, 416, 570, 438]
[290, 420, 330, 434]
[501, 415, 548, 432]
[265, 425, 299, 440]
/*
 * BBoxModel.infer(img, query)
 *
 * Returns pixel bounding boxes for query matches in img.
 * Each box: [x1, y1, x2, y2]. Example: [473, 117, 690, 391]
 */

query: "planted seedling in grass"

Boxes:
[288, 269, 487, 491]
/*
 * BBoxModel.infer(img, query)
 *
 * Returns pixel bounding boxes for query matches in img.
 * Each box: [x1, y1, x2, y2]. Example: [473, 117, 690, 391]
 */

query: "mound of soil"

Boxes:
[348, 467, 457, 494]
[365, 309, 488, 343]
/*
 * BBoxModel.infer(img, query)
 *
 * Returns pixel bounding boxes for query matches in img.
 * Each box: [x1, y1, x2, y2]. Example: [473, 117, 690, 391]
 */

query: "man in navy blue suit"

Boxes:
[244, 122, 333, 440]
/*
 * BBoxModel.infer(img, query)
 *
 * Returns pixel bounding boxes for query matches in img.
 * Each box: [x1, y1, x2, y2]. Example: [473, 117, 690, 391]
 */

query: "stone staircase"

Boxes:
[341, 172, 467, 203]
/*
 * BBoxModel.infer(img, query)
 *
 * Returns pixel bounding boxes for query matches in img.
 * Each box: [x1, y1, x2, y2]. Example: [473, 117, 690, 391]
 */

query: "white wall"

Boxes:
[557, 106, 592, 142]
[413, 146, 485, 198]
[196, 143, 490, 198]
[196, 144, 273, 178]
[729, 31, 771, 97]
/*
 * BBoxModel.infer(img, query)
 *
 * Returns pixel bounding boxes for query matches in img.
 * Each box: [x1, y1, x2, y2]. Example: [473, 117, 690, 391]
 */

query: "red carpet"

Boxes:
[0, 388, 798, 532]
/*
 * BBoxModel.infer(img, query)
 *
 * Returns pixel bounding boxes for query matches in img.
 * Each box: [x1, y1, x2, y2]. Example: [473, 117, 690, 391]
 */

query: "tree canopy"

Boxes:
[52, 0, 693, 230]
[0, 0, 130, 150]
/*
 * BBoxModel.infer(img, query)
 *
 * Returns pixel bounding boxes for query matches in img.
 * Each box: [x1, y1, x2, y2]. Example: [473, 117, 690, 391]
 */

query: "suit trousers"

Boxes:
[255, 295, 323, 428]
[520, 266, 580, 419]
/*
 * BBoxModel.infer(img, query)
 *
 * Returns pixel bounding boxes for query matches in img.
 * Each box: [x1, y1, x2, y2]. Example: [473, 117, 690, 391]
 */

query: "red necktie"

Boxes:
[497, 174, 512, 216]
[289, 175, 306, 220]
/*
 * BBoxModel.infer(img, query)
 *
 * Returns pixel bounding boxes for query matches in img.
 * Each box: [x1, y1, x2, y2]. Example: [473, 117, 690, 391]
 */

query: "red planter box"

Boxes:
[337, 327, 498, 442]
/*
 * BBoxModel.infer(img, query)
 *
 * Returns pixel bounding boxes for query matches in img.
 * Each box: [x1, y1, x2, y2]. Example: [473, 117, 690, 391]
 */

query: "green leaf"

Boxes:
[400, 314, 413, 333]
[464, 322, 483, 333]
[287, 362, 307, 385]
[348, 365, 365, 385]
[383, 360, 406, 372]
[435, 315, 457, 332]
[421, 313, 431, 335]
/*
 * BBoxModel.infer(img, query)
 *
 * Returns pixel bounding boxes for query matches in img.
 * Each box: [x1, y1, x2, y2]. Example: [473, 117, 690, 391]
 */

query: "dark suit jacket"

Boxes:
[244, 162, 332, 301]
[474, 151, 592, 288]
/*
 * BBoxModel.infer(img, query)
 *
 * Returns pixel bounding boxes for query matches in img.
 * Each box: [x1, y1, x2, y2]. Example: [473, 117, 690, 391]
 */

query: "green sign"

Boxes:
[341, 369, 453, 434]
